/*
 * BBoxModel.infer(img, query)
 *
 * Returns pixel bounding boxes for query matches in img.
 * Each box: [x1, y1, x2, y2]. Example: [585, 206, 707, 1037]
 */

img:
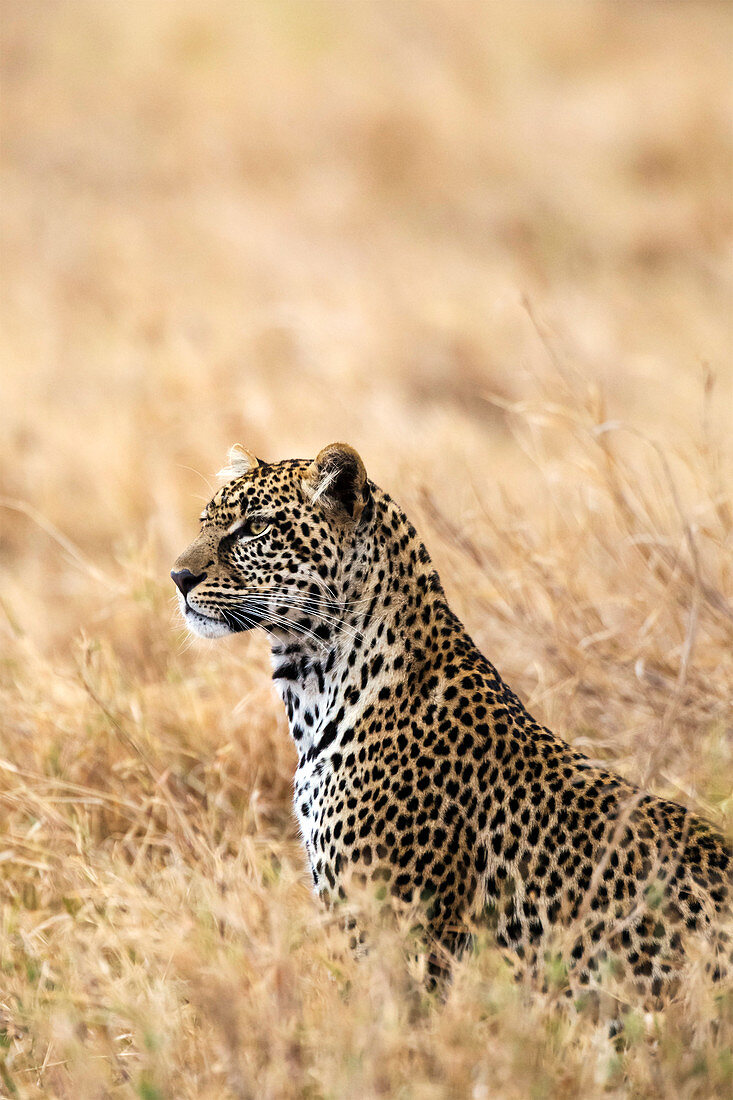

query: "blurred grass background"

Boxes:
[1, 1, 732, 1096]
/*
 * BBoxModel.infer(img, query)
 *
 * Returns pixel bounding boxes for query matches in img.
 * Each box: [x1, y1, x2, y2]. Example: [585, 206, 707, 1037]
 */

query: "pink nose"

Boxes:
[170, 569, 207, 597]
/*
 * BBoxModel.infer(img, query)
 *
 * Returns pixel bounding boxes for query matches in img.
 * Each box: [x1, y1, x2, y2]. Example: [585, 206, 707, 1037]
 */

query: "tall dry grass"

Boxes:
[1, 2, 732, 1096]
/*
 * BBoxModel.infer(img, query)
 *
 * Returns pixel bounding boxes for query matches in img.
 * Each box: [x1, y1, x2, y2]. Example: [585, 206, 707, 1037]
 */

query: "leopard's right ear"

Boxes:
[217, 444, 262, 482]
[304, 442, 368, 523]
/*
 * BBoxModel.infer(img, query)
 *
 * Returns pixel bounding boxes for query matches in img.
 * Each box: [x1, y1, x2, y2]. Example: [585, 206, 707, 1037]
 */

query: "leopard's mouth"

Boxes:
[176, 593, 240, 639]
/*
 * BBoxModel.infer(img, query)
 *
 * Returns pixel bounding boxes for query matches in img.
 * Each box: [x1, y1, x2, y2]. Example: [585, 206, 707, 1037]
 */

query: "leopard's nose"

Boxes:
[171, 569, 207, 597]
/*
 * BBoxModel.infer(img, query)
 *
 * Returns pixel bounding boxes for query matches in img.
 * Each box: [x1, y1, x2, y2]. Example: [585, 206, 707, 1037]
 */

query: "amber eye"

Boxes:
[233, 517, 270, 539]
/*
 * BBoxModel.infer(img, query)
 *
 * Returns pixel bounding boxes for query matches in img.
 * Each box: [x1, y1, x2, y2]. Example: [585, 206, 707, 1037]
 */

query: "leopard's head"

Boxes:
[171, 443, 370, 640]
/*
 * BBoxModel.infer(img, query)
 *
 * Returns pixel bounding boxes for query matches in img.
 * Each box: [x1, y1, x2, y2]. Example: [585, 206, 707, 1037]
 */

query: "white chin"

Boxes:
[178, 598, 234, 639]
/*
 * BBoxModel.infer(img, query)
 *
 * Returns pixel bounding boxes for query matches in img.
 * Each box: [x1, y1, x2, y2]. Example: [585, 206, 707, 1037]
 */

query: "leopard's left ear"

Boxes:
[304, 443, 368, 523]
[217, 444, 261, 482]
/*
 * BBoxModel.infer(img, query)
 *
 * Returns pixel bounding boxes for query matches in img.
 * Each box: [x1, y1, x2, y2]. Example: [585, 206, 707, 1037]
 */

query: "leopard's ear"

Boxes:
[304, 443, 368, 523]
[217, 444, 261, 482]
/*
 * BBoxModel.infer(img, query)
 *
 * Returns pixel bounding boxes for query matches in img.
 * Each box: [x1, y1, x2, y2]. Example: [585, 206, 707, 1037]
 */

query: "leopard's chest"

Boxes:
[274, 652, 393, 890]
[293, 754, 324, 848]
[293, 752, 345, 888]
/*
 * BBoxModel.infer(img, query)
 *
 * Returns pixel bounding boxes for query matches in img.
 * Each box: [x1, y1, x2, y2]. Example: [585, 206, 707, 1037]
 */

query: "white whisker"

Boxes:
[223, 594, 363, 642]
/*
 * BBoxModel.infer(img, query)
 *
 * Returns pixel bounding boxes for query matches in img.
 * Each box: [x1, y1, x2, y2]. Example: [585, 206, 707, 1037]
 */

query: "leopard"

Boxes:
[172, 441, 731, 1006]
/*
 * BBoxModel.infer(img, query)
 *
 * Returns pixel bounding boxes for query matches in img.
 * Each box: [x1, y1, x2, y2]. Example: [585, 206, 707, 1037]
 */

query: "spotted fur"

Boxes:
[172, 443, 731, 1003]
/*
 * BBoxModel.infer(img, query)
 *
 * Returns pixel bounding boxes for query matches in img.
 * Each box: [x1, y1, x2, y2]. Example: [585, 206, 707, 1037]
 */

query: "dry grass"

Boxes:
[1, 2, 732, 1096]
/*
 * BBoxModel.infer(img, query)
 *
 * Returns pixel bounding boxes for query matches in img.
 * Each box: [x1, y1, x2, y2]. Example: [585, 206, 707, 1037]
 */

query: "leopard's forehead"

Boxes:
[204, 458, 311, 525]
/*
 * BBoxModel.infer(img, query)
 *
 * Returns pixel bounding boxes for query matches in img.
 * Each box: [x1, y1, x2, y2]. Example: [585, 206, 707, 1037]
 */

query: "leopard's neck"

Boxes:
[268, 491, 455, 759]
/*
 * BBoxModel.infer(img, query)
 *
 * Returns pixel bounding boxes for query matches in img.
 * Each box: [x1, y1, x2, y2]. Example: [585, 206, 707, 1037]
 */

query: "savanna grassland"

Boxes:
[1, 2, 732, 1097]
